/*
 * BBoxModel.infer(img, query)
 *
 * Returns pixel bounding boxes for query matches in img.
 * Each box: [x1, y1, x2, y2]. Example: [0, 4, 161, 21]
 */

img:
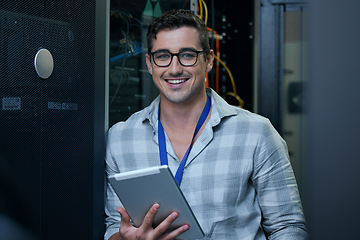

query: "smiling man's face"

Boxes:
[146, 26, 214, 105]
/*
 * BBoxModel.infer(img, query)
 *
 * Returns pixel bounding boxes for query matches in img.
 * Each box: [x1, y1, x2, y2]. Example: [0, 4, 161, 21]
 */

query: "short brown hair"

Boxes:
[147, 9, 210, 59]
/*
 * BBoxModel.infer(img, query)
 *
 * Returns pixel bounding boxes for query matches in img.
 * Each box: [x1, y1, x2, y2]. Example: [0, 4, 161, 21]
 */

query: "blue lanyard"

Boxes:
[158, 95, 211, 185]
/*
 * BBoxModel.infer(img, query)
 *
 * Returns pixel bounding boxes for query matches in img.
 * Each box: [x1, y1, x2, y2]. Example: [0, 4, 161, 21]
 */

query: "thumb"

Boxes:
[117, 207, 132, 227]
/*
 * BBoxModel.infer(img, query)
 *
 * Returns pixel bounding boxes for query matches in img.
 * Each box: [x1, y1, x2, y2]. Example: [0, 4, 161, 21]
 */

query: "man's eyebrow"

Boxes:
[179, 47, 197, 52]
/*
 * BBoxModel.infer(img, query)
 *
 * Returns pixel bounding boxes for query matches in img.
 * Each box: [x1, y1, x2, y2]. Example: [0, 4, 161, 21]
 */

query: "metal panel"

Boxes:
[255, 0, 283, 130]
[255, 0, 306, 131]
[0, 0, 107, 238]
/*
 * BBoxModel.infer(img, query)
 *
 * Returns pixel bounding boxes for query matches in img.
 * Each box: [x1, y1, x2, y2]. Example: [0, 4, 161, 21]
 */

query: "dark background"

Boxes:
[304, 0, 360, 239]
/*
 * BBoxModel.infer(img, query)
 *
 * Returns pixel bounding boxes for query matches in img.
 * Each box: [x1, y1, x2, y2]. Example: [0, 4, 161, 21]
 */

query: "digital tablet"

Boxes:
[108, 165, 204, 240]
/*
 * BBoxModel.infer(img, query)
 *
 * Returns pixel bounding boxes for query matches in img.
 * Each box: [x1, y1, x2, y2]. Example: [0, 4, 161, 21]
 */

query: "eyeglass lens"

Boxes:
[152, 50, 200, 66]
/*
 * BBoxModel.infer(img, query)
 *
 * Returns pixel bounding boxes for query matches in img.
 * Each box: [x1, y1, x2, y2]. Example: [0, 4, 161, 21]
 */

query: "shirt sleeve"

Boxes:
[104, 124, 123, 240]
[251, 119, 308, 239]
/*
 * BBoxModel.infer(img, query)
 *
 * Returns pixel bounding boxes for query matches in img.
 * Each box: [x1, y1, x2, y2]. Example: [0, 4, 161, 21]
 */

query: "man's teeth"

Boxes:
[168, 79, 186, 84]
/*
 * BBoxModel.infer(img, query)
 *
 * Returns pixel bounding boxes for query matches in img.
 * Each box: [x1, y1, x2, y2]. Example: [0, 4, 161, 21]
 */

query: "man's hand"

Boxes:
[109, 203, 190, 240]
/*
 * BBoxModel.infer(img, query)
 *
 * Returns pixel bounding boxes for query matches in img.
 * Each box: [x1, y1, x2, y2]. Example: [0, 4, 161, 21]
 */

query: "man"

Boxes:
[105, 9, 307, 240]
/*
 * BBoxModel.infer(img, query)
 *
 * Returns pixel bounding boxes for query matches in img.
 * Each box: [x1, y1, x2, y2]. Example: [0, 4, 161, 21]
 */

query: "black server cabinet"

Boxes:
[0, 1, 107, 239]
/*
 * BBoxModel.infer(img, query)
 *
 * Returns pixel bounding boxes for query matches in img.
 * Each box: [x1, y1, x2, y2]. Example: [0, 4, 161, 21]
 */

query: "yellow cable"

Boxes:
[223, 92, 245, 108]
[214, 55, 245, 108]
[200, 0, 208, 25]
[214, 55, 236, 95]
[199, 0, 203, 20]
[199, 0, 244, 107]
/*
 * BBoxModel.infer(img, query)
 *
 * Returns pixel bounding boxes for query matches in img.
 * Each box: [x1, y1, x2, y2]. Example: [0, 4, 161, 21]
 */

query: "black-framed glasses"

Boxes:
[149, 49, 205, 67]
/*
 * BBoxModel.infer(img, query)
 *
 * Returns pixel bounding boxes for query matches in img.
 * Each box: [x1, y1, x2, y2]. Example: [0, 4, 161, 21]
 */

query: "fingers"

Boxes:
[140, 203, 160, 230]
[117, 207, 139, 238]
[117, 207, 132, 228]
[153, 209, 190, 240]
[158, 224, 190, 240]
[117, 204, 190, 240]
[155, 211, 179, 235]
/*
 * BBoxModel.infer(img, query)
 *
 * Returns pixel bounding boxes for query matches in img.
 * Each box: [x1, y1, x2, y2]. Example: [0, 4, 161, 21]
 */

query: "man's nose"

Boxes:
[168, 55, 183, 73]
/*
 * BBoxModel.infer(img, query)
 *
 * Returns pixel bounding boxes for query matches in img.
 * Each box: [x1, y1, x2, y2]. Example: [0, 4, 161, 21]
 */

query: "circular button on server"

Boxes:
[34, 48, 54, 79]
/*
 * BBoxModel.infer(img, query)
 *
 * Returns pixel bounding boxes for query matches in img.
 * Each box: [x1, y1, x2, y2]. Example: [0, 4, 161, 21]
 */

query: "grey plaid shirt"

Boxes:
[104, 88, 307, 240]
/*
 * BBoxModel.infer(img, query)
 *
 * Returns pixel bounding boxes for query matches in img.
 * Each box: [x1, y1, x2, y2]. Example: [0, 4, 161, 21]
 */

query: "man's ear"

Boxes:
[145, 53, 153, 75]
[206, 50, 214, 73]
